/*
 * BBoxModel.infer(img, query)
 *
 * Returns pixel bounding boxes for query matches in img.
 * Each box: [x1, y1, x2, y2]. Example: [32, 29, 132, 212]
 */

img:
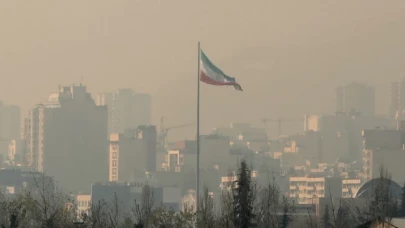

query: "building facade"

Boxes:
[336, 82, 375, 116]
[303, 113, 394, 162]
[109, 125, 157, 182]
[390, 78, 405, 118]
[0, 101, 20, 141]
[96, 89, 152, 134]
[289, 176, 361, 204]
[362, 124, 405, 184]
[24, 85, 108, 192]
[75, 194, 91, 216]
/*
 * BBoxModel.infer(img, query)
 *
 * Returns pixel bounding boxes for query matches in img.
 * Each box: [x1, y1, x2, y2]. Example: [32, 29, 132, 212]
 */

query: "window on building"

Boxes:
[112, 152, 117, 159]
[112, 160, 117, 167]
[112, 168, 117, 175]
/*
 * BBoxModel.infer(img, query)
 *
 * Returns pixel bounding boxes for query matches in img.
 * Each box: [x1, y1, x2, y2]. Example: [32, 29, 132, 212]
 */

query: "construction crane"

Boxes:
[158, 117, 195, 151]
[260, 117, 303, 137]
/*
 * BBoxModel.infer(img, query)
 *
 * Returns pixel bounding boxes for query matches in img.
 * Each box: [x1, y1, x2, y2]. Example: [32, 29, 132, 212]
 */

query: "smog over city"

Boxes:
[0, 1, 405, 227]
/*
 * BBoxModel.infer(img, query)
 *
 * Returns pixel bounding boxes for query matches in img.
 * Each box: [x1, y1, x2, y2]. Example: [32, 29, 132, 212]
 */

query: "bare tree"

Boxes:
[322, 203, 331, 228]
[107, 193, 120, 228]
[280, 195, 294, 228]
[257, 178, 280, 227]
[132, 184, 154, 228]
[304, 206, 318, 228]
[196, 187, 215, 228]
[216, 170, 236, 228]
[218, 186, 234, 228]
[84, 199, 110, 228]
[0, 192, 31, 228]
[29, 173, 76, 228]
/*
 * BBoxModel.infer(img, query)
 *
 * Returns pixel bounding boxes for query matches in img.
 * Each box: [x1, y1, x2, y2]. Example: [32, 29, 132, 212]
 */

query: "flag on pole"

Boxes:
[200, 50, 243, 91]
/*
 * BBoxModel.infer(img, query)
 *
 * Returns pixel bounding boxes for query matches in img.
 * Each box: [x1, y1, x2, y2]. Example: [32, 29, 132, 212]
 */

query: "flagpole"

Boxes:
[196, 41, 201, 212]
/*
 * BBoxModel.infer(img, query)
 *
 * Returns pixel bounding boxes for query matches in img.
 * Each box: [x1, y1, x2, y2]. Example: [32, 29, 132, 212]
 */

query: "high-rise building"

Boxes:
[362, 122, 405, 184]
[303, 113, 394, 162]
[336, 83, 375, 116]
[96, 89, 152, 134]
[389, 79, 405, 118]
[109, 125, 157, 182]
[24, 85, 108, 192]
[0, 101, 21, 141]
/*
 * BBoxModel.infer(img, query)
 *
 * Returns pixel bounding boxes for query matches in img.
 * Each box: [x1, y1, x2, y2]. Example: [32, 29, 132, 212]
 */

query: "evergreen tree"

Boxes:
[322, 204, 330, 228]
[400, 182, 405, 217]
[280, 196, 291, 228]
[233, 159, 255, 228]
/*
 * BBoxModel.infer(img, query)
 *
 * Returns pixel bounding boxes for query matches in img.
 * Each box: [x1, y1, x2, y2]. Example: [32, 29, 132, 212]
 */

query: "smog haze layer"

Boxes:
[1, 0, 404, 139]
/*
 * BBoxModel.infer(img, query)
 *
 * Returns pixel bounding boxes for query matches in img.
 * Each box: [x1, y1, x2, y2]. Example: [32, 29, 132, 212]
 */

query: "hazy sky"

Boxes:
[1, 1, 405, 139]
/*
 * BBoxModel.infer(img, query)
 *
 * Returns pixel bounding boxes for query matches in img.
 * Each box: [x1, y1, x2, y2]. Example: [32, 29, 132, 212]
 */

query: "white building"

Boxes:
[75, 194, 91, 217]
[289, 176, 361, 204]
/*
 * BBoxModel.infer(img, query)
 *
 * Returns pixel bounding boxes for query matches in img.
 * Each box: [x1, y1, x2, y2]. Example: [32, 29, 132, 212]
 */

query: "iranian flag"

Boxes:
[200, 50, 243, 91]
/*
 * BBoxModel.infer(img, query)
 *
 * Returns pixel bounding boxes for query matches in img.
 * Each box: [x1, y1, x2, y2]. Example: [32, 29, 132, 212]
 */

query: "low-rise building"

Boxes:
[75, 194, 91, 216]
[91, 182, 182, 214]
[289, 175, 361, 204]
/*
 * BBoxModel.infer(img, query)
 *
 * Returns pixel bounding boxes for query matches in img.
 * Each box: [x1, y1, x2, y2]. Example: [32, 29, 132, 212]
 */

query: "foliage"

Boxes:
[280, 196, 293, 228]
[1, 163, 402, 228]
[322, 204, 330, 228]
[233, 159, 255, 228]
[400, 182, 405, 216]
[196, 187, 215, 228]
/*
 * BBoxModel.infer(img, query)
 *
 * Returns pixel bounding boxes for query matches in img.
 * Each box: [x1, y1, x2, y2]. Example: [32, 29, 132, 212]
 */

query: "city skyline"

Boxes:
[1, 1, 405, 141]
[1, 1, 405, 226]
[0, 79, 403, 142]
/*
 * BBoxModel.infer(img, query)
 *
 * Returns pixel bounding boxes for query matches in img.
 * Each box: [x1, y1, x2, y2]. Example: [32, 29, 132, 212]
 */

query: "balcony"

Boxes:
[289, 186, 297, 190]
[298, 185, 307, 190]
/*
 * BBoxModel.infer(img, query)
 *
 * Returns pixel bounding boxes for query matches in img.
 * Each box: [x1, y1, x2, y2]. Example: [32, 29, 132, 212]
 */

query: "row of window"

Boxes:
[78, 200, 89, 208]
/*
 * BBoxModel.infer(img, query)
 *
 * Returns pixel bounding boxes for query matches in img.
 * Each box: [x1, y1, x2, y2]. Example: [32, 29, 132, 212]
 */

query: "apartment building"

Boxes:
[24, 85, 108, 192]
[390, 78, 405, 118]
[91, 182, 182, 215]
[336, 82, 375, 116]
[362, 123, 405, 183]
[0, 101, 20, 141]
[75, 194, 91, 216]
[303, 112, 394, 162]
[96, 89, 151, 134]
[289, 176, 361, 204]
[160, 150, 183, 172]
[109, 126, 157, 182]
[220, 171, 258, 192]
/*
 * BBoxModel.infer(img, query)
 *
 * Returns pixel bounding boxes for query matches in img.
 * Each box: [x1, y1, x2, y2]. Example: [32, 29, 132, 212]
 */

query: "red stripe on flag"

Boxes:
[200, 71, 235, 86]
